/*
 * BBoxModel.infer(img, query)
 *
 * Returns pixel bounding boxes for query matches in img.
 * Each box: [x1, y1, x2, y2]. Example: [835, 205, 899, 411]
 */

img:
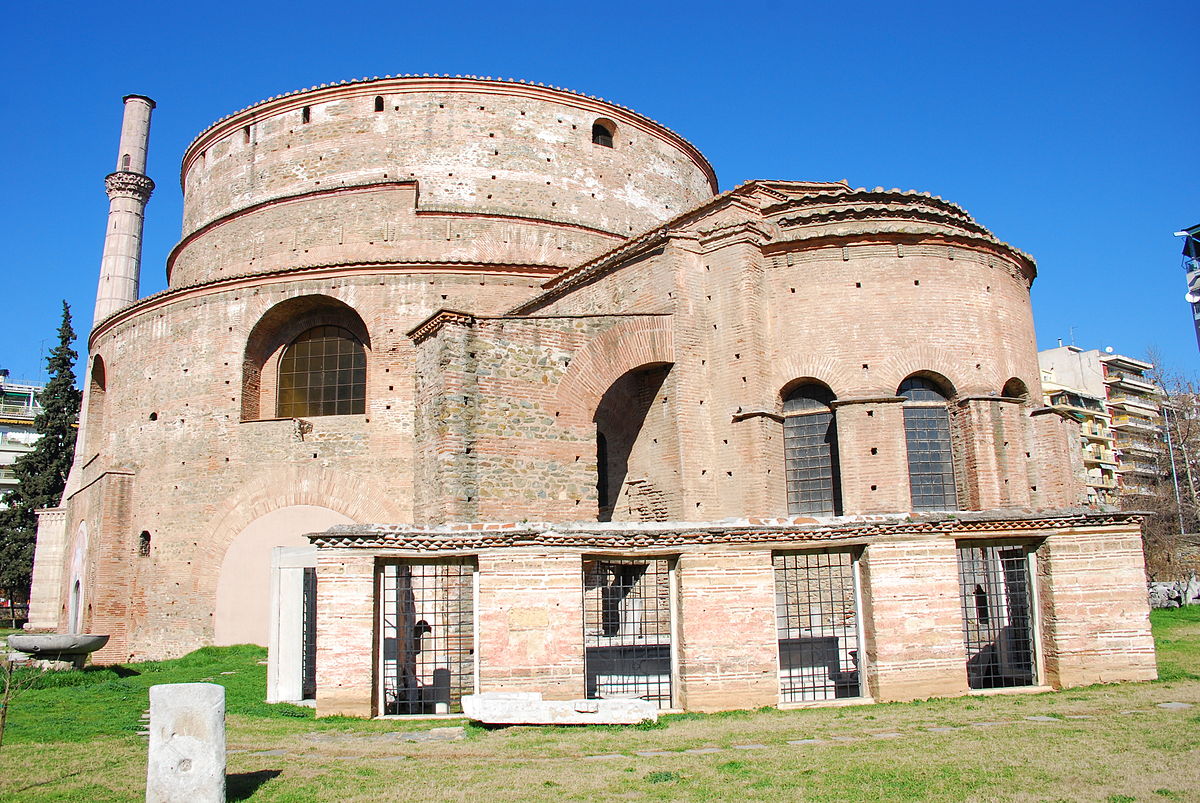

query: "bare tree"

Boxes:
[0, 657, 44, 750]
[1136, 349, 1200, 579]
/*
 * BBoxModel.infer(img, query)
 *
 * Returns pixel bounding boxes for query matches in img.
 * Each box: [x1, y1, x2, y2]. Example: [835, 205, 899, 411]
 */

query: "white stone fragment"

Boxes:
[146, 683, 226, 803]
[461, 692, 657, 725]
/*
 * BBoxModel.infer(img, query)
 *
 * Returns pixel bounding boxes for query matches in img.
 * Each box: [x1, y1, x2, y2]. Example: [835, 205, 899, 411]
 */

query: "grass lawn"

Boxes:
[1, 610, 1198, 802]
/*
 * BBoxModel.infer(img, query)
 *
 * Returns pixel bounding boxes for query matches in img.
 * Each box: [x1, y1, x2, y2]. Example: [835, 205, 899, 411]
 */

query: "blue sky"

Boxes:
[1, 0, 1195, 383]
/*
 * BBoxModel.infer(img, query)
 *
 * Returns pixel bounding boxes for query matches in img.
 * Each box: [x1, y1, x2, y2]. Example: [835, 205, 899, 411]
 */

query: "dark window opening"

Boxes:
[121, 154, 131, 170]
[899, 376, 958, 510]
[301, 106, 311, 124]
[583, 557, 673, 708]
[596, 431, 609, 509]
[592, 121, 614, 148]
[783, 383, 841, 515]
[774, 549, 862, 701]
[374, 96, 384, 112]
[276, 325, 366, 417]
[138, 531, 151, 556]
[958, 544, 1035, 689]
[243, 126, 251, 144]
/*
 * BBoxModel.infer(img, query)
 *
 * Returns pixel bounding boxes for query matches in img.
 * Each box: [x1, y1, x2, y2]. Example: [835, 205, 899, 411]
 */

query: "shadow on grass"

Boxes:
[227, 769, 282, 801]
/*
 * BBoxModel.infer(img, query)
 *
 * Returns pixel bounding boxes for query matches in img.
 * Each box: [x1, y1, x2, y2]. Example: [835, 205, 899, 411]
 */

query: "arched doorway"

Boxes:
[214, 505, 353, 646]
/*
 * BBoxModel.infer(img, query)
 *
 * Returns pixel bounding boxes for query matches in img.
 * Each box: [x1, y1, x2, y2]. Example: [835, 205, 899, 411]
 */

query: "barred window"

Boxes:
[592, 120, 614, 148]
[276, 325, 366, 418]
[783, 383, 841, 515]
[899, 376, 957, 510]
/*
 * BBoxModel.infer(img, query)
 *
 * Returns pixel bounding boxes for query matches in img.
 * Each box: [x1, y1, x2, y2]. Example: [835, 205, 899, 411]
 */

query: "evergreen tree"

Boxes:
[0, 302, 80, 594]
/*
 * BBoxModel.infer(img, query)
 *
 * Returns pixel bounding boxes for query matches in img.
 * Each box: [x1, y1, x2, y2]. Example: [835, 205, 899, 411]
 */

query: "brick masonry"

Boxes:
[28, 77, 1154, 712]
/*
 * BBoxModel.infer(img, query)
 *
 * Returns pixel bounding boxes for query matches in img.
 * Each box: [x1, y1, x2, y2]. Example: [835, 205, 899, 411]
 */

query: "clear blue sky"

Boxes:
[1, 0, 1195, 384]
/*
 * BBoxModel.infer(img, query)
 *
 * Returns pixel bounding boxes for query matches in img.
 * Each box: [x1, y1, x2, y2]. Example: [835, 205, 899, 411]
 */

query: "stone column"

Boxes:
[146, 683, 225, 803]
[94, 94, 155, 326]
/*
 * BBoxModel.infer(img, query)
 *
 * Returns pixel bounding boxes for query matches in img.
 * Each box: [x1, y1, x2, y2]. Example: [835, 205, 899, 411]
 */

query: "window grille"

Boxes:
[276, 325, 366, 418]
[301, 567, 317, 699]
[582, 557, 673, 708]
[380, 559, 475, 715]
[899, 376, 958, 510]
[773, 549, 862, 702]
[783, 384, 841, 515]
[956, 544, 1036, 689]
[592, 122, 614, 148]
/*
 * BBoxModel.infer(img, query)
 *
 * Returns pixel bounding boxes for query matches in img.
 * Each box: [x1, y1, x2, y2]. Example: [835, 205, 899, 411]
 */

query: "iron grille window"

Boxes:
[276, 325, 366, 418]
[380, 559, 475, 715]
[301, 567, 317, 700]
[899, 376, 958, 510]
[783, 384, 841, 515]
[956, 544, 1036, 689]
[773, 549, 862, 702]
[582, 557, 673, 708]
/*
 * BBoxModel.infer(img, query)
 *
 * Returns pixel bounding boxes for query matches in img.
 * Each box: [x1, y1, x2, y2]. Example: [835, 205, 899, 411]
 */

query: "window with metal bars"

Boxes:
[582, 557, 673, 708]
[956, 543, 1036, 689]
[276, 325, 366, 418]
[301, 567, 317, 700]
[591, 120, 614, 148]
[773, 549, 862, 702]
[783, 383, 841, 515]
[899, 375, 958, 510]
[380, 559, 475, 715]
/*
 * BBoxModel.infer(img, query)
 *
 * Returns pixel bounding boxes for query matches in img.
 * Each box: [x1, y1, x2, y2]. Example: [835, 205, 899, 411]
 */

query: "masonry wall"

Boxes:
[61, 268, 549, 659]
[177, 78, 715, 285]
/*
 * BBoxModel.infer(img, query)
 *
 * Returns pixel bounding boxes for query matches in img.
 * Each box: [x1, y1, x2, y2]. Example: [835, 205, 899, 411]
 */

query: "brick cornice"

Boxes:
[309, 511, 1141, 550]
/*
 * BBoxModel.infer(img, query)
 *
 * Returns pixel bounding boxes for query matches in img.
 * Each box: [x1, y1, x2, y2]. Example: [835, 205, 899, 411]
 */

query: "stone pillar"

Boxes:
[1036, 527, 1157, 687]
[314, 550, 375, 717]
[267, 545, 317, 703]
[858, 537, 969, 701]
[676, 549, 777, 711]
[477, 551, 583, 698]
[146, 683, 225, 803]
[94, 94, 155, 326]
[25, 507, 68, 630]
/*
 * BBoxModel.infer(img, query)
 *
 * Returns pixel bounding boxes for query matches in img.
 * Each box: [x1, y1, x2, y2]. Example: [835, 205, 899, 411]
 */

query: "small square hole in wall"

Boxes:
[871, 447, 878, 455]
[871, 485, 877, 491]
[867, 410, 874, 417]
[855, 282, 862, 288]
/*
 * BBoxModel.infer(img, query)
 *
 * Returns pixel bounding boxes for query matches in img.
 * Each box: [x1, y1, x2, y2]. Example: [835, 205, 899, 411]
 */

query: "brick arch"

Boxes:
[870, 345, 994, 399]
[767, 355, 858, 405]
[553, 317, 675, 426]
[200, 464, 399, 568]
[241, 294, 372, 420]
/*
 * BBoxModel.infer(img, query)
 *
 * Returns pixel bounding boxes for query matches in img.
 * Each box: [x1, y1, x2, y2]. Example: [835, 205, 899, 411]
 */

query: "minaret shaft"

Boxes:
[94, 94, 155, 326]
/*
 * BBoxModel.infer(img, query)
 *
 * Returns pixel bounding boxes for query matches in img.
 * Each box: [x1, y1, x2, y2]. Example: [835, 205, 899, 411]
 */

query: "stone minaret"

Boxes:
[93, 94, 155, 326]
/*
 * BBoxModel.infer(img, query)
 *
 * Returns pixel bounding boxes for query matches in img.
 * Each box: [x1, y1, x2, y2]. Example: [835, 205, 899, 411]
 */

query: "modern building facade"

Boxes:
[0, 379, 44, 497]
[28, 76, 1156, 717]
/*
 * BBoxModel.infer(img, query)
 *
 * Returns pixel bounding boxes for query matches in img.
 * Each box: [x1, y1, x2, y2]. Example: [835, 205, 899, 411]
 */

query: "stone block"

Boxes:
[146, 683, 226, 803]
[461, 691, 657, 725]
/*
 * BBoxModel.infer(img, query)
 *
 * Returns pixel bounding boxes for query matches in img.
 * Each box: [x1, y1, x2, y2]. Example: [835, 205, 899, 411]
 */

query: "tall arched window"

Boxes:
[783, 383, 841, 515]
[276, 325, 366, 417]
[899, 375, 958, 511]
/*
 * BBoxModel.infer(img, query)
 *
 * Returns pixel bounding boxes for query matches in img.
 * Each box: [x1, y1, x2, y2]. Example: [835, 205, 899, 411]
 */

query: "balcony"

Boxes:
[1083, 450, 1118, 465]
[1080, 424, 1114, 442]
[1110, 414, 1160, 433]
[0, 403, 39, 421]
[1108, 395, 1161, 415]
[1104, 371, 1161, 394]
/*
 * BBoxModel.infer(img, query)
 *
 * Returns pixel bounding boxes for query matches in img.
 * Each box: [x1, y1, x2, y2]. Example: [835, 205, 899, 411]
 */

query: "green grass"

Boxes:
[3, 645, 312, 744]
[0, 609, 1196, 801]
[1151, 605, 1200, 681]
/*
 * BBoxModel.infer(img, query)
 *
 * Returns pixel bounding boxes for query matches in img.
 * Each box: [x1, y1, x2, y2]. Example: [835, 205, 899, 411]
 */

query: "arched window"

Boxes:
[899, 375, 958, 511]
[121, 153, 131, 170]
[1002, 377, 1029, 401]
[783, 383, 841, 515]
[592, 120, 614, 148]
[276, 325, 366, 417]
[374, 96, 384, 112]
